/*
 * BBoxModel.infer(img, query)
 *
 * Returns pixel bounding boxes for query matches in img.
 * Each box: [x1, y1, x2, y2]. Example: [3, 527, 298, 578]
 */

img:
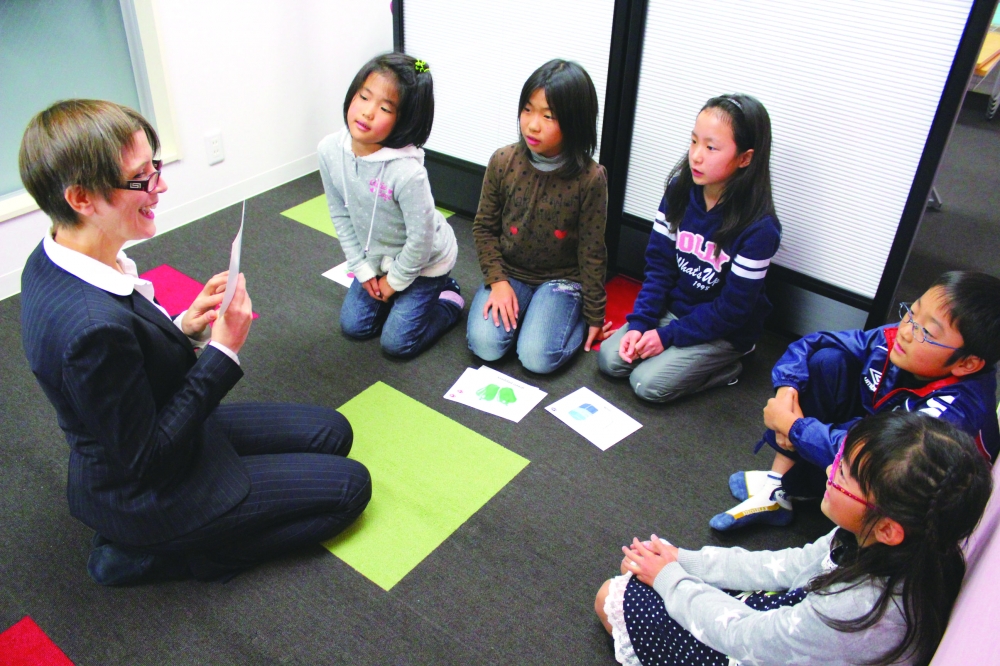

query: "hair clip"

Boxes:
[414, 60, 429, 73]
[728, 96, 743, 110]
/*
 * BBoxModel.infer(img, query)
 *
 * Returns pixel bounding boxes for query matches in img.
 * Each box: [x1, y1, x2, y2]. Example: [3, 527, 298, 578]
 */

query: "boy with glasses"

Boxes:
[711, 271, 1000, 531]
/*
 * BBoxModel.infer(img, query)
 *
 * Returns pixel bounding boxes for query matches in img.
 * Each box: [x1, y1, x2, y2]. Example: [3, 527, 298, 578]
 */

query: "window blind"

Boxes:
[623, 0, 972, 298]
[403, 0, 617, 167]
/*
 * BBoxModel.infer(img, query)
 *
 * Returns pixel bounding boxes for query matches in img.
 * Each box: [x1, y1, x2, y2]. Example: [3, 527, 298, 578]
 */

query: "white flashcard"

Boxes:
[444, 366, 547, 423]
[321, 260, 356, 288]
[546, 387, 642, 450]
[218, 201, 245, 316]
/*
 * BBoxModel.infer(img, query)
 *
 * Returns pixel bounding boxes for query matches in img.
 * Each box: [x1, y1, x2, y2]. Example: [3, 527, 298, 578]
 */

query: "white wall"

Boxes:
[0, 0, 393, 300]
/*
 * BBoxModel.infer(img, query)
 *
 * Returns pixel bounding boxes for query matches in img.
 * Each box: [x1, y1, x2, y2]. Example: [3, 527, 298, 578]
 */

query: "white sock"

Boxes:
[745, 470, 782, 497]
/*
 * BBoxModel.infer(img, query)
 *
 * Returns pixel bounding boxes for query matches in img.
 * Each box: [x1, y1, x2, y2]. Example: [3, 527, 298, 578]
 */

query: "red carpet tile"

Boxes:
[0, 617, 73, 666]
[140, 265, 258, 320]
[594, 274, 642, 351]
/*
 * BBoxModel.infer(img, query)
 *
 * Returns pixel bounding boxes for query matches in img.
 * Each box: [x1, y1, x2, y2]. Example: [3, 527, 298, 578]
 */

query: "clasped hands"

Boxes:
[617, 328, 664, 362]
[763, 386, 803, 451]
[179, 270, 254, 354]
[361, 276, 396, 303]
[482, 280, 612, 351]
[620, 535, 679, 586]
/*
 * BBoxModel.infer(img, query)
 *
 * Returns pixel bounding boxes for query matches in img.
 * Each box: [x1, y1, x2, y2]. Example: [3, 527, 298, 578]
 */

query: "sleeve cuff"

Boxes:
[675, 549, 704, 577]
[386, 271, 414, 293]
[209, 340, 240, 366]
[656, 325, 675, 349]
[173, 311, 212, 347]
[352, 262, 377, 284]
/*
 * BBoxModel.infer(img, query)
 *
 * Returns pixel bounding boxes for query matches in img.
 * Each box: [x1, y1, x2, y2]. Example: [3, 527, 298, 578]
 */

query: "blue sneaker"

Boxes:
[728, 470, 782, 501]
[709, 489, 793, 531]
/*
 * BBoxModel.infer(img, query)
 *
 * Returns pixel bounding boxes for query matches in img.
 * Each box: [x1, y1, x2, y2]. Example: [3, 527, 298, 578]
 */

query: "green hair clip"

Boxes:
[414, 60, 429, 73]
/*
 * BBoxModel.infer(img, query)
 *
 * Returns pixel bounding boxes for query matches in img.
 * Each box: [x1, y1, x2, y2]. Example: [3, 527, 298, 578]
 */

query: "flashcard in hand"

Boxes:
[444, 366, 546, 423]
[218, 201, 245, 317]
[546, 387, 641, 450]
[322, 261, 356, 288]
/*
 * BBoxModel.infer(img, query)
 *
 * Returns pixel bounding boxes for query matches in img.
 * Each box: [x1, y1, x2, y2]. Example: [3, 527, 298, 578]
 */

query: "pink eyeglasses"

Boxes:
[829, 439, 878, 510]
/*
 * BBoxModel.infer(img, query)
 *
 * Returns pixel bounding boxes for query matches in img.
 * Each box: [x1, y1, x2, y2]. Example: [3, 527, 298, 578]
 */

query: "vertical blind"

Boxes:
[403, 0, 616, 167]
[623, 0, 972, 298]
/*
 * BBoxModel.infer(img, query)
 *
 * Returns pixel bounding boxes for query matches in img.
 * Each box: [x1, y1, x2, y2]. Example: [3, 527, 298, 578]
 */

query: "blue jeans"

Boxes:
[466, 278, 586, 374]
[340, 274, 462, 358]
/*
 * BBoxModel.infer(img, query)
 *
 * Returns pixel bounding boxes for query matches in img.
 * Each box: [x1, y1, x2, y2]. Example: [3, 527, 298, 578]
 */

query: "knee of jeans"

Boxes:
[518, 343, 561, 375]
[466, 321, 510, 361]
[340, 313, 369, 339]
[381, 334, 421, 359]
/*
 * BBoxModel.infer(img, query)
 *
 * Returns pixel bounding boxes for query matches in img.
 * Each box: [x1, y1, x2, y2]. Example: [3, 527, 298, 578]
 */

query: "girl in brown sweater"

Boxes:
[468, 60, 610, 374]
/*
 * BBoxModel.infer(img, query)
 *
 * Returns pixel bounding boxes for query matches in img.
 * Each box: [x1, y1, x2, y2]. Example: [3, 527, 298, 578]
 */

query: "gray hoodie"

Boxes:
[318, 128, 457, 291]
[655, 529, 911, 665]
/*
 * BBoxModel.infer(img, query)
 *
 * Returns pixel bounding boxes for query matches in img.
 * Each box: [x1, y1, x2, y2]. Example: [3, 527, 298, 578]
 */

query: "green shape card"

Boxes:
[280, 194, 337, 238]
[281, 194, 454, 239]
[326, 382, 529, 590]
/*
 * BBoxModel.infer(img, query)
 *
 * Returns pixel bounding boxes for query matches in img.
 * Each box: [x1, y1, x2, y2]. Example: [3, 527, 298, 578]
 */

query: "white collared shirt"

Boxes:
[43, 235, 239, 365]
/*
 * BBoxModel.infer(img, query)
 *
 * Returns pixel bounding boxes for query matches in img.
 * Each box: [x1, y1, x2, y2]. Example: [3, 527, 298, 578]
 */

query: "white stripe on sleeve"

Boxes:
[652, 220, 675, 239]
[734, 255, 772, 269]
[730, 264, 768, 280]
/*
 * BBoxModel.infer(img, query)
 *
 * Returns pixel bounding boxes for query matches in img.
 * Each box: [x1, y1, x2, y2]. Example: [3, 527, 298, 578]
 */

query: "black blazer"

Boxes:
[20, 242, 250, 546]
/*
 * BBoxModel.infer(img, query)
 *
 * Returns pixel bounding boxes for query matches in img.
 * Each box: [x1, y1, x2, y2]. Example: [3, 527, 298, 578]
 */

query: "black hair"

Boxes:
[663, 94, 776, 255]
[342, 52, 434, 149]
[517, 59, 599, 179]
[928, 271, 1000, 367]
[807, 411, 992, 666]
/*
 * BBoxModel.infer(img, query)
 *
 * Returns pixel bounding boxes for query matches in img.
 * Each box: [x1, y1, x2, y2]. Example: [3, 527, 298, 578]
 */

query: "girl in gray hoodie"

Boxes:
[319, 53, 461, 358]
[595, 412, 992, 666]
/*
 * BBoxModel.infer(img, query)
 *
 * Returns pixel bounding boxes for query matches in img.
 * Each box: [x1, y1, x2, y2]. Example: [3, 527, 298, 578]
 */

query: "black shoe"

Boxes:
[87, 534, 189, 586]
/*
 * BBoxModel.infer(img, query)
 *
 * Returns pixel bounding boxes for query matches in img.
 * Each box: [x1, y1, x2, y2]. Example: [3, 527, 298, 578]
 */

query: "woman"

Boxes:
[19, 100, 371, 584]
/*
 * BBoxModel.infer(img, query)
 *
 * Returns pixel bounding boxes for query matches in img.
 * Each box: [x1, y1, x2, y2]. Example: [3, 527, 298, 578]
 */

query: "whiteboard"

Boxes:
[622, 0, 973, 298]
[403, 0, 616, 166]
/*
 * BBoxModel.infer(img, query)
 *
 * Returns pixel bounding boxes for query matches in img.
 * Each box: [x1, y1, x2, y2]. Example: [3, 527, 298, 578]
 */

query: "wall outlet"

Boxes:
[204, 130, 225, 165]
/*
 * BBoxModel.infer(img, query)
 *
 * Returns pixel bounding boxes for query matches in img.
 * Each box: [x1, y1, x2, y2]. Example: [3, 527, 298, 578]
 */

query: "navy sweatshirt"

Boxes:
[626, 186, 781, 352]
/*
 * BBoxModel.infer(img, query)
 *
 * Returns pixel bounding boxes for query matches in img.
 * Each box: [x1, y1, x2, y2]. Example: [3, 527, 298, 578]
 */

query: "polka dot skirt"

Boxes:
[621, 575, 807, 665]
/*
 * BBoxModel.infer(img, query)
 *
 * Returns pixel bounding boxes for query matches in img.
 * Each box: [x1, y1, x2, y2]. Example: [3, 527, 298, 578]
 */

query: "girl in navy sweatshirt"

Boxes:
[598, 94, 781, 402]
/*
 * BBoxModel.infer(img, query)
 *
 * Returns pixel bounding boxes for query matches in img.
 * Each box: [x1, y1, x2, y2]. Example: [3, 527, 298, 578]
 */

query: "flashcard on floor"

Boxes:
[444, 366, 547, 423]
[322, 260, 356, 288]
[546, 387, 641, 450]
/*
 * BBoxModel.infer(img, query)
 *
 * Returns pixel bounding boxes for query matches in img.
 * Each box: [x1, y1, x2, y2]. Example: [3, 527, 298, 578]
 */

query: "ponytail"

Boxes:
[807, 413, 992, 666]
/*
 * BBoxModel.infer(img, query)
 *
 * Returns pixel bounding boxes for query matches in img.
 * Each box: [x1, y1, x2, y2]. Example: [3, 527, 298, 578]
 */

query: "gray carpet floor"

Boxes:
[0, 92, 996, 665]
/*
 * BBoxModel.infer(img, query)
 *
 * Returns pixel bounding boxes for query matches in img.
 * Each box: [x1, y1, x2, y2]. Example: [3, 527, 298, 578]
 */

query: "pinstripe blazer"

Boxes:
[20, 242, 251, 546]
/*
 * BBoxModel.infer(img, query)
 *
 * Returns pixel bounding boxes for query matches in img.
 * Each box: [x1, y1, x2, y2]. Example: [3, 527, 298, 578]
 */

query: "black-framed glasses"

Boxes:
[898, 302, 961, 350]
[116, 159, 162, 192]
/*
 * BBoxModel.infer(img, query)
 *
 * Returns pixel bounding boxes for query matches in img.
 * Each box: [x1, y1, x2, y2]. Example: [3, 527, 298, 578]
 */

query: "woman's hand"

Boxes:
[634, 330, 665, 359]
[376, 276, 396, 302]
[483, 280, 519, 332]
[618, 329, 642, 363]
[211, 273, 253, 353]
[180, 271, 229, 337]
[621, 535, 679, 586]
[584, 321, 614, 352]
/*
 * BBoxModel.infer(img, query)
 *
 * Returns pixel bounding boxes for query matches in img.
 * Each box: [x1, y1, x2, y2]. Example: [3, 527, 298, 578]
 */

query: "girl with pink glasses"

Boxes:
[594, 411, 991, 666]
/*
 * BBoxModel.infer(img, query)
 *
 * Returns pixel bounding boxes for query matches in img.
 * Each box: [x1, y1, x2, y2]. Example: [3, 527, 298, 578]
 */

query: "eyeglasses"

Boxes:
[829, 439, 878, 510]
[898, 302, 961, 350]
[116, 160, 162, 192]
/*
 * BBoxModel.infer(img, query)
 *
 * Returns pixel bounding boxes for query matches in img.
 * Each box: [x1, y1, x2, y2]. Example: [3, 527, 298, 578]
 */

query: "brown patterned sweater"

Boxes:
[472, 144, 608, 326]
